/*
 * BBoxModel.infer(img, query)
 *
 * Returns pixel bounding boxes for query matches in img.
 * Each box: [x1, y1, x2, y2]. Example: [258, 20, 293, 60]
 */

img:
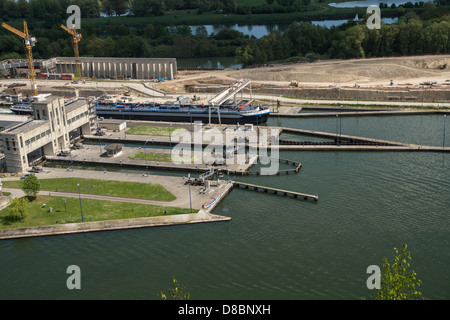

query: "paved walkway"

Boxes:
[0, 168, 234, 239]
[2, 168, 234, 210]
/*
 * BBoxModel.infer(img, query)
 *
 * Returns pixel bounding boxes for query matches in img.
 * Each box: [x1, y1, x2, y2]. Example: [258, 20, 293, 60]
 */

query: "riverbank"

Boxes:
[0, 208, 230, 240]
[0, 168, 234, 239]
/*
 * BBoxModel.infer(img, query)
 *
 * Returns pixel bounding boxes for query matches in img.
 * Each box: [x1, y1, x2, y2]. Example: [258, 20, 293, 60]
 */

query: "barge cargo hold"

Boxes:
[93, 102, 270, 125]
[93, 79, 270, 125]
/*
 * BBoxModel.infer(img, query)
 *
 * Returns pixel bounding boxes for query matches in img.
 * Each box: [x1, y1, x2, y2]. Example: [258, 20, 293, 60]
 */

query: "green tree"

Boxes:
[103, 0, 129, 16]
[158, 276, 190, 300]
[8, 197, 27, 220]
[22, 174, 41, 199]
[376, 244, 423, 300]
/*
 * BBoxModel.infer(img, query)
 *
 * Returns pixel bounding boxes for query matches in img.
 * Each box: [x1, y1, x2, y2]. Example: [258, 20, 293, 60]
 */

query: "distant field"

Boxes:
[0, 195, 194, 229]
[2, 178, 176, 201]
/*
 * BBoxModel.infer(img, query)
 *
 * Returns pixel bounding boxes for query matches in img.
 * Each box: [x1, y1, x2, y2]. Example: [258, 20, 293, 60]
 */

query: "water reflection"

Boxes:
[190, 17, 399, 39]
[329, 0, 432, 8]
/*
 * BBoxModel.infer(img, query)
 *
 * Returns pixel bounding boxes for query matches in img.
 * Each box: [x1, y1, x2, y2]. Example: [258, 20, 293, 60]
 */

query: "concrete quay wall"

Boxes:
[186, 84, 450, 103]
[0, 211, 230, 240]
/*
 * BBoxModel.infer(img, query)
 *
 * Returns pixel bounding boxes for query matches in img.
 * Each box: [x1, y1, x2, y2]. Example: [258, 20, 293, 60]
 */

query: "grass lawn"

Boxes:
[125, 125, 186, 136]
[129, 152, 199, 163]
[2, 178, 176, 201]
[0, 196, 195, 229]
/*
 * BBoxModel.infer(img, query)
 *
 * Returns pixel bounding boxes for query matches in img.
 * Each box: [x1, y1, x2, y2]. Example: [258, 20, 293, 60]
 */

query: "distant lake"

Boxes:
[190, 17, 399, 39]
[329, 0, 433, 8]
[177, 56, 242, 69]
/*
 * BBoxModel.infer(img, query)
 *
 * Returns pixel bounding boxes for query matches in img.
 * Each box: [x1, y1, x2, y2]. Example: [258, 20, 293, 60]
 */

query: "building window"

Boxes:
[50, 111, 54, 131]
[20, 136, 23, 148]
[56, 108, 60, 125]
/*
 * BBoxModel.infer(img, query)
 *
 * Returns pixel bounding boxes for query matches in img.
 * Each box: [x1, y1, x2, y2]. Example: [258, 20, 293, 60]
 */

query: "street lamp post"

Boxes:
[77, 183, 84, 222]
[188, 174, 192, 214]
[168, 124, 173, 147]
[97, 117, 102, 155]
[444, 114, 447, 148]
[336, 114, 339, 146]
[145, 140, 148, 177]
[70, 148, 74, 171]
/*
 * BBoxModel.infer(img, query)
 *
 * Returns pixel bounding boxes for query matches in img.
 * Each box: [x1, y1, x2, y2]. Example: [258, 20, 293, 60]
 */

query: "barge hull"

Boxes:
[94, 110, 270, 125]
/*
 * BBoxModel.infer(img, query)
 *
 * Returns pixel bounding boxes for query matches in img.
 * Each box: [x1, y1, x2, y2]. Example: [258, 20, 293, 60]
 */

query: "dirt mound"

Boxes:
[162, 55, 450, 92]
[224, 55, 450, 85]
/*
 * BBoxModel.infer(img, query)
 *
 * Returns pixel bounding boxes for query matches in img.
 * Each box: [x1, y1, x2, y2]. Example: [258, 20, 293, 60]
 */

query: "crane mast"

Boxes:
[61, 24, 82, 79]
[2, 21, 38, 96]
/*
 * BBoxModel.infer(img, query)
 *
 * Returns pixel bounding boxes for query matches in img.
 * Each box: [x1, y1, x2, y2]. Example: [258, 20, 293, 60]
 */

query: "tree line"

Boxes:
[0, 1, 449, 66]
[1, 0, 450, 21]
[0, 0, 326, 19]
[237, 4, 450, 66]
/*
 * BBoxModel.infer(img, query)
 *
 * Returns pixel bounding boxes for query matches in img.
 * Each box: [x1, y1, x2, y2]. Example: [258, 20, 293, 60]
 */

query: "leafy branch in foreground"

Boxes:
[375, 244, 423, 300]
[158, 275, 191, 300]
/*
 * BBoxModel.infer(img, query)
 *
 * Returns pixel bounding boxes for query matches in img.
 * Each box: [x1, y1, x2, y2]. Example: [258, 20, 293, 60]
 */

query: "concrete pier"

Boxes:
[272, 109, 450, 118]
[232, 181, 318, 201]
[0, 210, 231, 240]
[277, 127, 450, 152]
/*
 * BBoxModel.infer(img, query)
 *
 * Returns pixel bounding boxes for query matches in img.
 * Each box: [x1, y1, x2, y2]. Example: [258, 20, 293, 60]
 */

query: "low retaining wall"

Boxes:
[186, 84, 450, 103]
[0, 211, 230, 240]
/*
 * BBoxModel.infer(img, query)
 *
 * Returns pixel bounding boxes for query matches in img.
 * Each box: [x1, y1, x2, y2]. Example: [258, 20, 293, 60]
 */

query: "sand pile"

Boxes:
[158, 55, 450, 92]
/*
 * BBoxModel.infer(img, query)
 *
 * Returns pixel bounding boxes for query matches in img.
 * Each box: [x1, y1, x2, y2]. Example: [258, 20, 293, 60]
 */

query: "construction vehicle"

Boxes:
[60, 24, 82, 79]
[1, 21, 38, 96]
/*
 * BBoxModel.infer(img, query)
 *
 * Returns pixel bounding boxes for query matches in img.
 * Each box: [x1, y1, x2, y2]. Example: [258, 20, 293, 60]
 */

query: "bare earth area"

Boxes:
[158, 55, 450, 92]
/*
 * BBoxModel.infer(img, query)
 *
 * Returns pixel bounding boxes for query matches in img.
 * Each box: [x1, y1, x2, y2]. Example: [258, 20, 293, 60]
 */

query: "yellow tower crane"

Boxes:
[1, 21, 38, 96]
[60, 24, 82, 79]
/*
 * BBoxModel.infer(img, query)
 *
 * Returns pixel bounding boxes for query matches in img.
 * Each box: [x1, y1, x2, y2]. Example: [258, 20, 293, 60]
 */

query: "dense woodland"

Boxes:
[0, 0, 449, 67]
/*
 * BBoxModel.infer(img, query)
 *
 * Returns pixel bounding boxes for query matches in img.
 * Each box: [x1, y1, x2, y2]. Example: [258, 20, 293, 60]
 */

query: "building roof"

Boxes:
[56, 57, 177, 63]
[1, 119, 47, 135]
[65, 98, 90, 113]
[105, 143, 123, 151]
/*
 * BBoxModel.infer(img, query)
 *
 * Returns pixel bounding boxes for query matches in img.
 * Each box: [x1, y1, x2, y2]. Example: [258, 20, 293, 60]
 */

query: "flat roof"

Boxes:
[56, 57, 177, 63]
[105, 143, 123, 151]
[2, 119, 47, 135]
[65, 98, 90, 113]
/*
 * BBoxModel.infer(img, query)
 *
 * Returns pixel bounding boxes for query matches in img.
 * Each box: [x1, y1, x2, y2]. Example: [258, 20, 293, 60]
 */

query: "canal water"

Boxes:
[0, 114, 448, 299]
[189, 17, 399, 40]
[329, 0, 432, 8]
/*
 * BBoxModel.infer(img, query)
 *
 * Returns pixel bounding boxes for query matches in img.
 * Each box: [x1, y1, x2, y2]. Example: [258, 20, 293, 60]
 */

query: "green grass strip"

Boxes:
[129, 152, 199, 163]
[0, 195, 195, 229]
[2, 178, 176, 202]
[125, 126, 185, 136]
